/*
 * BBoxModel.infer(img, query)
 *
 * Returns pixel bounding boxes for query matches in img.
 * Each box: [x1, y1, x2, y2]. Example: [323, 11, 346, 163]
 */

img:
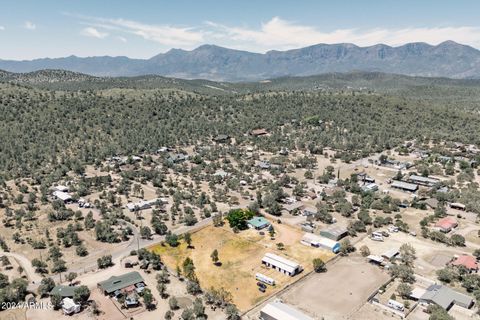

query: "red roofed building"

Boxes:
[451, 255, 478, 272]
[434, 217, 458, 233]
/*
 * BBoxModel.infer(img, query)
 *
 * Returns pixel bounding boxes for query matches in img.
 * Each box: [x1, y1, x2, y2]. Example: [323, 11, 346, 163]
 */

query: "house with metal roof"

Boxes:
[261, 253, 302, 276]
[391, 180, 418, 192]
[260, 300, 314, 320]
[382, 248, 399, 261]
[420, 284, 474, 310]
[320, 225, 348, 241]
[407, 175, 440, 187]
[49, 285, 77, 298]
[53, 190, 73, 203]
[362, 183, 378, 192]
[247, 217, 271, 230]
[282, 202, 305, 214]
[97, 271, 145, 295]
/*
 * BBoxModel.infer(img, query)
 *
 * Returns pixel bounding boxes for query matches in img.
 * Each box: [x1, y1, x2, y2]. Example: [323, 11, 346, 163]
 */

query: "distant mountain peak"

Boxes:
[1, 41, 479, 81]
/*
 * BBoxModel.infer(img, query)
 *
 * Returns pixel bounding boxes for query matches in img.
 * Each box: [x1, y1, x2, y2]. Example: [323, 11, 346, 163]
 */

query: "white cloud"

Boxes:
[81, 27, 109, 39]
[24, 21, 36, 30]
[116, 36, 127, 43]
[204, 17, 480, 52]
[0, 26, 5, 31]
[71, 14, 480, 53]
[76, 15, 203, 48]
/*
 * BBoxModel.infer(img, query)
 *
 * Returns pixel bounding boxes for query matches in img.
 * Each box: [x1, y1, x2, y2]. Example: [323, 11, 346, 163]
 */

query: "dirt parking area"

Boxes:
[272, 255, 390, 319]
[355, 230, 476, 278]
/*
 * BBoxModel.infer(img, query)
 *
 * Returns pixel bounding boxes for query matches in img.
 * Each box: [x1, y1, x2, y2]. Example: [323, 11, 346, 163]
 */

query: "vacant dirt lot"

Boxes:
[150, 221, 333, 311]
[277, 256, 390, 319]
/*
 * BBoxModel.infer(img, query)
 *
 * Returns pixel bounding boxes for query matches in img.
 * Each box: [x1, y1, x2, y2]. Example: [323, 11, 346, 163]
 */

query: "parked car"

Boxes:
[388, 226, 399, 233]
[257, 282, 267, 289]
[409, 231, 417, 237]
[258, 286, 266, 293]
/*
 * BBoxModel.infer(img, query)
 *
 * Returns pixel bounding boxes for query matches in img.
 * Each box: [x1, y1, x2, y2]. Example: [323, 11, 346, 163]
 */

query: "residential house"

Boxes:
[435, 217, 458, 233]
[247, 217, 271, 230]
[420, 284, 474, 310]
[97, 271, 145, 296]
[450, 255, 478, 272]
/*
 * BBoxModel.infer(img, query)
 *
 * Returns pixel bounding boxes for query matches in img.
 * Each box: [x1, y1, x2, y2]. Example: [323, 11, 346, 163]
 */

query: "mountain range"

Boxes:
[1, 41, 480, 81]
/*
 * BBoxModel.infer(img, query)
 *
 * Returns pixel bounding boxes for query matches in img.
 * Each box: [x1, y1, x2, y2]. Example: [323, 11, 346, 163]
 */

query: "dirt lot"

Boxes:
[269, 255, 391, 320]
[150, 221, 334, 311]
[355, 231, 475, 278]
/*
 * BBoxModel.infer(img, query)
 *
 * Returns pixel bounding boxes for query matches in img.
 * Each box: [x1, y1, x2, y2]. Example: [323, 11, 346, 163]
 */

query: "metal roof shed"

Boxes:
[260, 301, 314, 320]
[97, 271, 145, 295]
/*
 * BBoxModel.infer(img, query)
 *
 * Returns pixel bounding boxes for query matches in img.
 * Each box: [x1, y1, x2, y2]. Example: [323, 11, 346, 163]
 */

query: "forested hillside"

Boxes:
[2, 74, 480, 180]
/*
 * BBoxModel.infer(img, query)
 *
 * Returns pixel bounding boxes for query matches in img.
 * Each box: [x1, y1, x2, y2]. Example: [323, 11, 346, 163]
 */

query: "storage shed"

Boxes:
[319, 225, 348, 241]
[260, 301, 314, 320]
[301, 233, 341, 253]
[261, 253, 303, 276]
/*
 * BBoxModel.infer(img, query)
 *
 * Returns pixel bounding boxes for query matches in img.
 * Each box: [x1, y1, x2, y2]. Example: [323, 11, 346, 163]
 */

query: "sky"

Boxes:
[1, 0, 480, 60]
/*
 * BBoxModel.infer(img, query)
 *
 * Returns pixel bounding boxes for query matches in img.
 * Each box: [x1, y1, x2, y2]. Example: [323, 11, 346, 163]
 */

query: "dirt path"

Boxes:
[0, 251, 42, 287]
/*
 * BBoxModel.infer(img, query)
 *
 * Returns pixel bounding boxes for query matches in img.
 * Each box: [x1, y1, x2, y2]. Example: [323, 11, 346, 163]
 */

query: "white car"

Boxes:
[388, 226, 399, 233]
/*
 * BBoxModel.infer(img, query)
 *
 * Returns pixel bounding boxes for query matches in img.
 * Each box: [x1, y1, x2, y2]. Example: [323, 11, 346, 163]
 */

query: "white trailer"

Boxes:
[256, 273, 275, 286]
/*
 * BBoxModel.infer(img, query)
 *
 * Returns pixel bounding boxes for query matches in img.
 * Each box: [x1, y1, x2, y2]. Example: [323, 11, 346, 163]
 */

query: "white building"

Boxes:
[53, 191, 73, 203]
[261, 253, 303, 276]
[62, 298, 80, 315]
[54, 185, 69, 192]
[301, 233, 341, 253]
[260, 301, 314, 320]
[126, 198, 166, 212]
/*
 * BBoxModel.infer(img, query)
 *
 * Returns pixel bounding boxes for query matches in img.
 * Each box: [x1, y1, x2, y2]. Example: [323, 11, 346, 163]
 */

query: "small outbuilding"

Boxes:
[301, 233, 341, 253]
[247, 217, 271, 230]
[62, 298, 81, 315]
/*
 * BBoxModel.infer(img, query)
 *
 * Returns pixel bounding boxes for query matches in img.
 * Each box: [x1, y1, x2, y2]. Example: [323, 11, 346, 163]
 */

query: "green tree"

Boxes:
[313, 258, 327, 273]
[73, 285, 90, 304]
[211, 249, 219, 265]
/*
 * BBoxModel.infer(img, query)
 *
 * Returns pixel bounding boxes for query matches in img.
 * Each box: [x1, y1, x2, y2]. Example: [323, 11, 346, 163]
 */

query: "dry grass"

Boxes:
[150, 221, 334, 310]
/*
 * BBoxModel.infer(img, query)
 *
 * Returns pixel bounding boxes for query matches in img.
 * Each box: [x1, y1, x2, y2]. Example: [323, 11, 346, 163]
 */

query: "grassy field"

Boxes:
[150, 221, 334, 310]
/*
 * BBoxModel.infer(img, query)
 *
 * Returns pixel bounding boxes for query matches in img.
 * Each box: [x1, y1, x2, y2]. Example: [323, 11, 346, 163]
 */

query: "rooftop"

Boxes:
[451, 255, 478, 270]
[50, 285, 76, 297]
[391, 180, 419, 191]
[260, 301, 314, 320]
[98, 271, 144, 294]
[435, 216, 458, 229]
[421, 284, 473, 310]
[262, 253, 300, 274]
[247, 216, 270, 228]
